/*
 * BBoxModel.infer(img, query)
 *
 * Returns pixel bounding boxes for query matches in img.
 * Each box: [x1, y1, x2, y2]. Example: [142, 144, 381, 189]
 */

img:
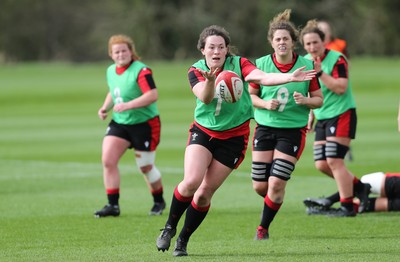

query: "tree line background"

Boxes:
[0, 0, 399, 62]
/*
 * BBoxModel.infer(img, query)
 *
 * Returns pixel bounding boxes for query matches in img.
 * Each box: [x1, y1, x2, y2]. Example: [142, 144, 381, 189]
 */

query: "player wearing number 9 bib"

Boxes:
[156, 25, 317, 257]
[249, 10, 323, 240]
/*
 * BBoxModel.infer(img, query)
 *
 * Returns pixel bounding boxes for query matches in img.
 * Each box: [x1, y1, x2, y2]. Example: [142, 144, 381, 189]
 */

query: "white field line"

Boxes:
[0, 160, 250, 179]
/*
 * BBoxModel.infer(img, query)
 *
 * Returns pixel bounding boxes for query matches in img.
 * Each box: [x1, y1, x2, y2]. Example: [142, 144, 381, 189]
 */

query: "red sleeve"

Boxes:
[331, 56, 348, 79]
[188, 67, 205, 89]
[137, 68, 156, 93]
[240, 57, 260, 89]
[239, 57, 258, 78]
[309, 77, 321, 92]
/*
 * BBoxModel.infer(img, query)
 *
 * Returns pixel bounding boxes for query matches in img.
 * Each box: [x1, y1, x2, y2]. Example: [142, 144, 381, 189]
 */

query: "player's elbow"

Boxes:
[202, 97, 214, 104]
[335, 87, 347, 95]
[334, 80, 348, 95]
[312, 98, 324, 109]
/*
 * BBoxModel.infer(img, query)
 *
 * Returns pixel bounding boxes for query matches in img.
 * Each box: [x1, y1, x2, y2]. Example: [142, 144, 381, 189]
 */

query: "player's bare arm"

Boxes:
[194, 68, 220, 104]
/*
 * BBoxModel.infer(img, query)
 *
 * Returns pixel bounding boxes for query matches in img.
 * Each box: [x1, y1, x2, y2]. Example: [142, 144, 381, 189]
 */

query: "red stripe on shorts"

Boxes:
[336, 110, 351, 137]
[148, 116, 161, 151]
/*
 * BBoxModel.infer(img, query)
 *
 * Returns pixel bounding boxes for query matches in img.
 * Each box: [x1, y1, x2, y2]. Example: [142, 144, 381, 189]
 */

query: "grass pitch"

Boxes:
[0, 58, 399, 261]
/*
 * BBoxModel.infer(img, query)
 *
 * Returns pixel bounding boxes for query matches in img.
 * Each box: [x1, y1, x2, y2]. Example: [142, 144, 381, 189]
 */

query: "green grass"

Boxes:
[1, 58, 399, 261]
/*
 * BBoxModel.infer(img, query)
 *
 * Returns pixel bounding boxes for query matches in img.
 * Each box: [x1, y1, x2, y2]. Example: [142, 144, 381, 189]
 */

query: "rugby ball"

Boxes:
[215, 70, 243, 103]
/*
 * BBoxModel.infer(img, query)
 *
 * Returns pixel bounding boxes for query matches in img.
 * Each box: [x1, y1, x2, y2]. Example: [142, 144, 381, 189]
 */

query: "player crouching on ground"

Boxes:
[304, 172, 400, 214]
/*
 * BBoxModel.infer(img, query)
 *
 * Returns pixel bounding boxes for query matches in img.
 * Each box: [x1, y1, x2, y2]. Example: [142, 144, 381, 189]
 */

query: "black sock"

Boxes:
[108, 193, 119, 206]
[179, 202, 209, 241]
[166, 187, 192, 228]
[340, 197, 354, 211]
[260, 195, 281, 230]
[353, 179, 364, 194]
[366, 198, 376, 212]
[152, 187, 164, 203]
[327, 192, 340, 204]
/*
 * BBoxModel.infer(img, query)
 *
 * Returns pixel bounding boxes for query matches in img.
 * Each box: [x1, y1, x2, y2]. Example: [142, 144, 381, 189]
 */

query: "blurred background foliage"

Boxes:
[0, 0, 399, 62]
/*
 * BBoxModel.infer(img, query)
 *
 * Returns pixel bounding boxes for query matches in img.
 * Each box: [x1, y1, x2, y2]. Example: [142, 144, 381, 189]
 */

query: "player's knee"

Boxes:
[180, 179, 201, 195]
[143, 166, 161, 183]
[103, 162, 118, 173]
[315, 161, 331, 175]
[195, 187, 212, 205]
[135, 151, 160, 183]
[251, 161, 272, 182]
[271, 159, 295, 181]
[140, 164, 152, 174]
[325, 141, 349, 159]
[252, 181, 267, 197]
[102, 155, 117, 169]
[267, 179, 286, 198]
